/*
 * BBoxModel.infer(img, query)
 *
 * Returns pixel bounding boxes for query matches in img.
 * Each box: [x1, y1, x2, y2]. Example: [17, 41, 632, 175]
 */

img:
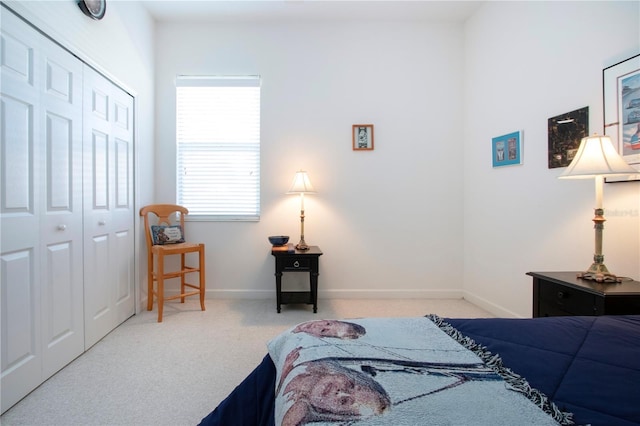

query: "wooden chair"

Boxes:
[140, 204, 205, 322]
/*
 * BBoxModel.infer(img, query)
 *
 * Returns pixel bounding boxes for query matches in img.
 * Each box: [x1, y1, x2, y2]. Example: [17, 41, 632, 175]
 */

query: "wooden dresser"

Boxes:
[527, 271, 640, 317]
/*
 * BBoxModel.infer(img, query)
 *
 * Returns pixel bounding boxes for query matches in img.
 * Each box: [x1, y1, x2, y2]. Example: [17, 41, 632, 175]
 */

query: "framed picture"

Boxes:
[603, 53, 640, 182]
[547, 106, 589, 169]
[352, 124, 374, 150]
[492, 131, 522, 168]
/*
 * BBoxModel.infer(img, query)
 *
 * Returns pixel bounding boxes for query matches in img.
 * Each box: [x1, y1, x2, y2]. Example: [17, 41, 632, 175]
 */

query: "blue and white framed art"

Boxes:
[603, 53, 640, 182]
[492, 131, 522, 167]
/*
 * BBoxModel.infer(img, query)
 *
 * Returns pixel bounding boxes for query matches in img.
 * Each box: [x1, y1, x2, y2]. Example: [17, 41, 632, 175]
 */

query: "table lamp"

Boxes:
[559, 134, 637, 282]
[287, 170, 316, 250]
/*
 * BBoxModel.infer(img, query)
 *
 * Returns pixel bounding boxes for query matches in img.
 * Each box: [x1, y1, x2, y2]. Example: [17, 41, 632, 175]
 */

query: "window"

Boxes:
[176, 76, 261, 220]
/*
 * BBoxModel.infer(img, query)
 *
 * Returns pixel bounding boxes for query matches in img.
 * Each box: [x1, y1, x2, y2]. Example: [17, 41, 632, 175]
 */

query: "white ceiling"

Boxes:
[141, 1, 485, 23]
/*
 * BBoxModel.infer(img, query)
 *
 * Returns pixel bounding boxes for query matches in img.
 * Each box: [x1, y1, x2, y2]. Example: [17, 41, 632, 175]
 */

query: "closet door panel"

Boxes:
[83, 66, 134, 348]
[84, 126, 114, 347]
[111, 89, 134, 324]
[0, 11, 43, 413]
[0, 96, 37, 242]
[42, 241, 78, 375]
[0, 249, 41, 413]
[114, 228, 134, 324]
[91, 130, 110, 208]
[40, 35, 84, 378]
[84, 233, 112, 347]
[1, 251, 39, 361]
[0, 18, 40, 251]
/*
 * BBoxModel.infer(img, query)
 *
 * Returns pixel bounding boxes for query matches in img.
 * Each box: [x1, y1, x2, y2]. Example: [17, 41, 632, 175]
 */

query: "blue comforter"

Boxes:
[199, 315, 640, 426]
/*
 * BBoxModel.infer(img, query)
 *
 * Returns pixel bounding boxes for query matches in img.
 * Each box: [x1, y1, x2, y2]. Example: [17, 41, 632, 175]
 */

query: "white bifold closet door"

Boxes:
[0, 10, 85, 412]
[0, 7, 135, 412]
[82, 65, 135, 349]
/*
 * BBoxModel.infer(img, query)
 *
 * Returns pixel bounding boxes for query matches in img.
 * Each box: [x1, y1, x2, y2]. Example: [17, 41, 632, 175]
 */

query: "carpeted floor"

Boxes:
[0, 298, 492, 426]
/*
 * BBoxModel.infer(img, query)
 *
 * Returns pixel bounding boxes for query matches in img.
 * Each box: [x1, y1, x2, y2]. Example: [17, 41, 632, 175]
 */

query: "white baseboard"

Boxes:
[204, 288, 464, 299]
[319, 289, 463, 299]
[205, 289, 274, 299]
[462, 291, 523, 318]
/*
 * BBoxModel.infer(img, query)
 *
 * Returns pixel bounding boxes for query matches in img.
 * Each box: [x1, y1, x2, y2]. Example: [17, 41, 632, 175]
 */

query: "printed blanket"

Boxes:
[267, 315, 575, 426]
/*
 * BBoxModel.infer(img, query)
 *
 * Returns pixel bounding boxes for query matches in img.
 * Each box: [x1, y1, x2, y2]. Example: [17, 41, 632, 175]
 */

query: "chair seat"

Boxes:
[151, 242, 204, 255]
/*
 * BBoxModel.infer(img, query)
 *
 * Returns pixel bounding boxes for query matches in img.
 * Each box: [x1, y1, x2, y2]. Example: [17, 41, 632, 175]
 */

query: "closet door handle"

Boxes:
[98, 220, 107, 226]
[57, 224, 67, 231]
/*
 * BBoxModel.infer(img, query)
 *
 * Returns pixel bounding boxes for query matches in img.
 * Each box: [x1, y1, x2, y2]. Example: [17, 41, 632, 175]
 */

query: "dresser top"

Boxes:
[527, 271, 640, 296]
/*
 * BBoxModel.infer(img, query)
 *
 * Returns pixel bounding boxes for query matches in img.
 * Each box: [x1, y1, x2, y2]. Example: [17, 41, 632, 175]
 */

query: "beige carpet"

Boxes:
[0, 298, 492, 426]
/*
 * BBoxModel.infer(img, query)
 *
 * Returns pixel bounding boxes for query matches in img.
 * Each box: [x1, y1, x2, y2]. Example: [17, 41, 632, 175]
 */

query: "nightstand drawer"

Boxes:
[538, 280, 596, 316]
[281, 256, 312, 271]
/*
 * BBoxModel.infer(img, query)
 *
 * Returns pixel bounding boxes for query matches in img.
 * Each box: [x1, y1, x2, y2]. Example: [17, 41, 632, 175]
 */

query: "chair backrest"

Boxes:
[139, 204, 189, 250]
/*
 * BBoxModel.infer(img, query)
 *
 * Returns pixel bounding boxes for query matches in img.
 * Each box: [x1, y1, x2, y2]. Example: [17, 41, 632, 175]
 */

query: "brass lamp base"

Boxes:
[577, 259, 622, 283]
[295, 234, 310, 250]
[296, 207, 310, 251]
[575, 207, 622, 283]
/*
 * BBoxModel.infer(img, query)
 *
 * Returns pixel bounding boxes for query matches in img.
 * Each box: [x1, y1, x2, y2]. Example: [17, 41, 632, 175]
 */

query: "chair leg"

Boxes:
[157, 254, 164, 322]
[147, 253, 154, 311]
[180, 253, 186, 303]
[199, 246, 206, 311]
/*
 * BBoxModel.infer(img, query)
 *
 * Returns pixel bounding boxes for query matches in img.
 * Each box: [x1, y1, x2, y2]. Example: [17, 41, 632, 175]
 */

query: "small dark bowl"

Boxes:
[268, 235, 289, 246]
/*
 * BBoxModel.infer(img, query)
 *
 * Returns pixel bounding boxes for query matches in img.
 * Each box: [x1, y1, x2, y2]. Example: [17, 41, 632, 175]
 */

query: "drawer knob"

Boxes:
[293, 261, 300, 268]
[557, 291, 566, 299]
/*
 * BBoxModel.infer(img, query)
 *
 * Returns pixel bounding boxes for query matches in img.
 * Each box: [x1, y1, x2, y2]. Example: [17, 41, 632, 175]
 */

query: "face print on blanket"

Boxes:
[281, 354, 391, 425]
[293, 320, 366, 340]
[278, 321, 389, 425]
[269, 317, 565, 426]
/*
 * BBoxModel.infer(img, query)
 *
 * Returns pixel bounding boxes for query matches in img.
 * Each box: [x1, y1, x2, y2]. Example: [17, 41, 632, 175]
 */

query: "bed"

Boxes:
[199, 315, 640, 426]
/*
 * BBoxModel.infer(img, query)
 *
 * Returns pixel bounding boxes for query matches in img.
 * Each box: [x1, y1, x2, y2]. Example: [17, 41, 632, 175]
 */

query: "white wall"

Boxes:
[155, 21, 467, 299]
[10, 1, 636, 318]
[463, 1, 640, 317]
[2, 0, 156, 312]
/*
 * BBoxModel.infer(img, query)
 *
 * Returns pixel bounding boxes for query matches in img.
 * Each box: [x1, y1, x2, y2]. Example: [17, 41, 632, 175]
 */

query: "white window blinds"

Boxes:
[176, 76, 261, 220]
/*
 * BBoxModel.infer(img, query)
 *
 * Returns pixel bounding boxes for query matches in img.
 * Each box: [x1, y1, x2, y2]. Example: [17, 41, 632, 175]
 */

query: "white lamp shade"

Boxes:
[287, 171, 316, 194]
[559, 134, 637, 179]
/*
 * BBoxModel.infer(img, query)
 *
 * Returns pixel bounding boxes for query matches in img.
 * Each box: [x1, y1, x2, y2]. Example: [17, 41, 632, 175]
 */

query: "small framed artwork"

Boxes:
[352, 124, 374, 150]
[603, 53, 640, 182]
[547, 106, 589, 168]
[492, 131, 522, 167]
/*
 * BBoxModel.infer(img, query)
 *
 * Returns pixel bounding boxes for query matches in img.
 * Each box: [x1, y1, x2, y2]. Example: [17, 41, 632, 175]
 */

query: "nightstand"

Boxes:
[271, 246, 323, 313]
[527, 271, 640, 317]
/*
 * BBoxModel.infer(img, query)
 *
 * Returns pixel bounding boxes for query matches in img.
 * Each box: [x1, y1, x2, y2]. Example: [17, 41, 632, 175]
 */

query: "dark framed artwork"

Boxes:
[352, 124, 374, 151]
[547, 106, 589, 169]
[492, 131, 522, 168]
[603, 53, 640, 182]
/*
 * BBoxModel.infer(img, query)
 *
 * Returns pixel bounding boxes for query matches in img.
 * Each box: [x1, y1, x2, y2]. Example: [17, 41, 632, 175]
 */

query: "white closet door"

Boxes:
[0, 10, 44, 413]
[109, 76, 135, 328]
[39, 34, 85, 379]
[0, 9, 84, 412]
[83, 66, 134, 349]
